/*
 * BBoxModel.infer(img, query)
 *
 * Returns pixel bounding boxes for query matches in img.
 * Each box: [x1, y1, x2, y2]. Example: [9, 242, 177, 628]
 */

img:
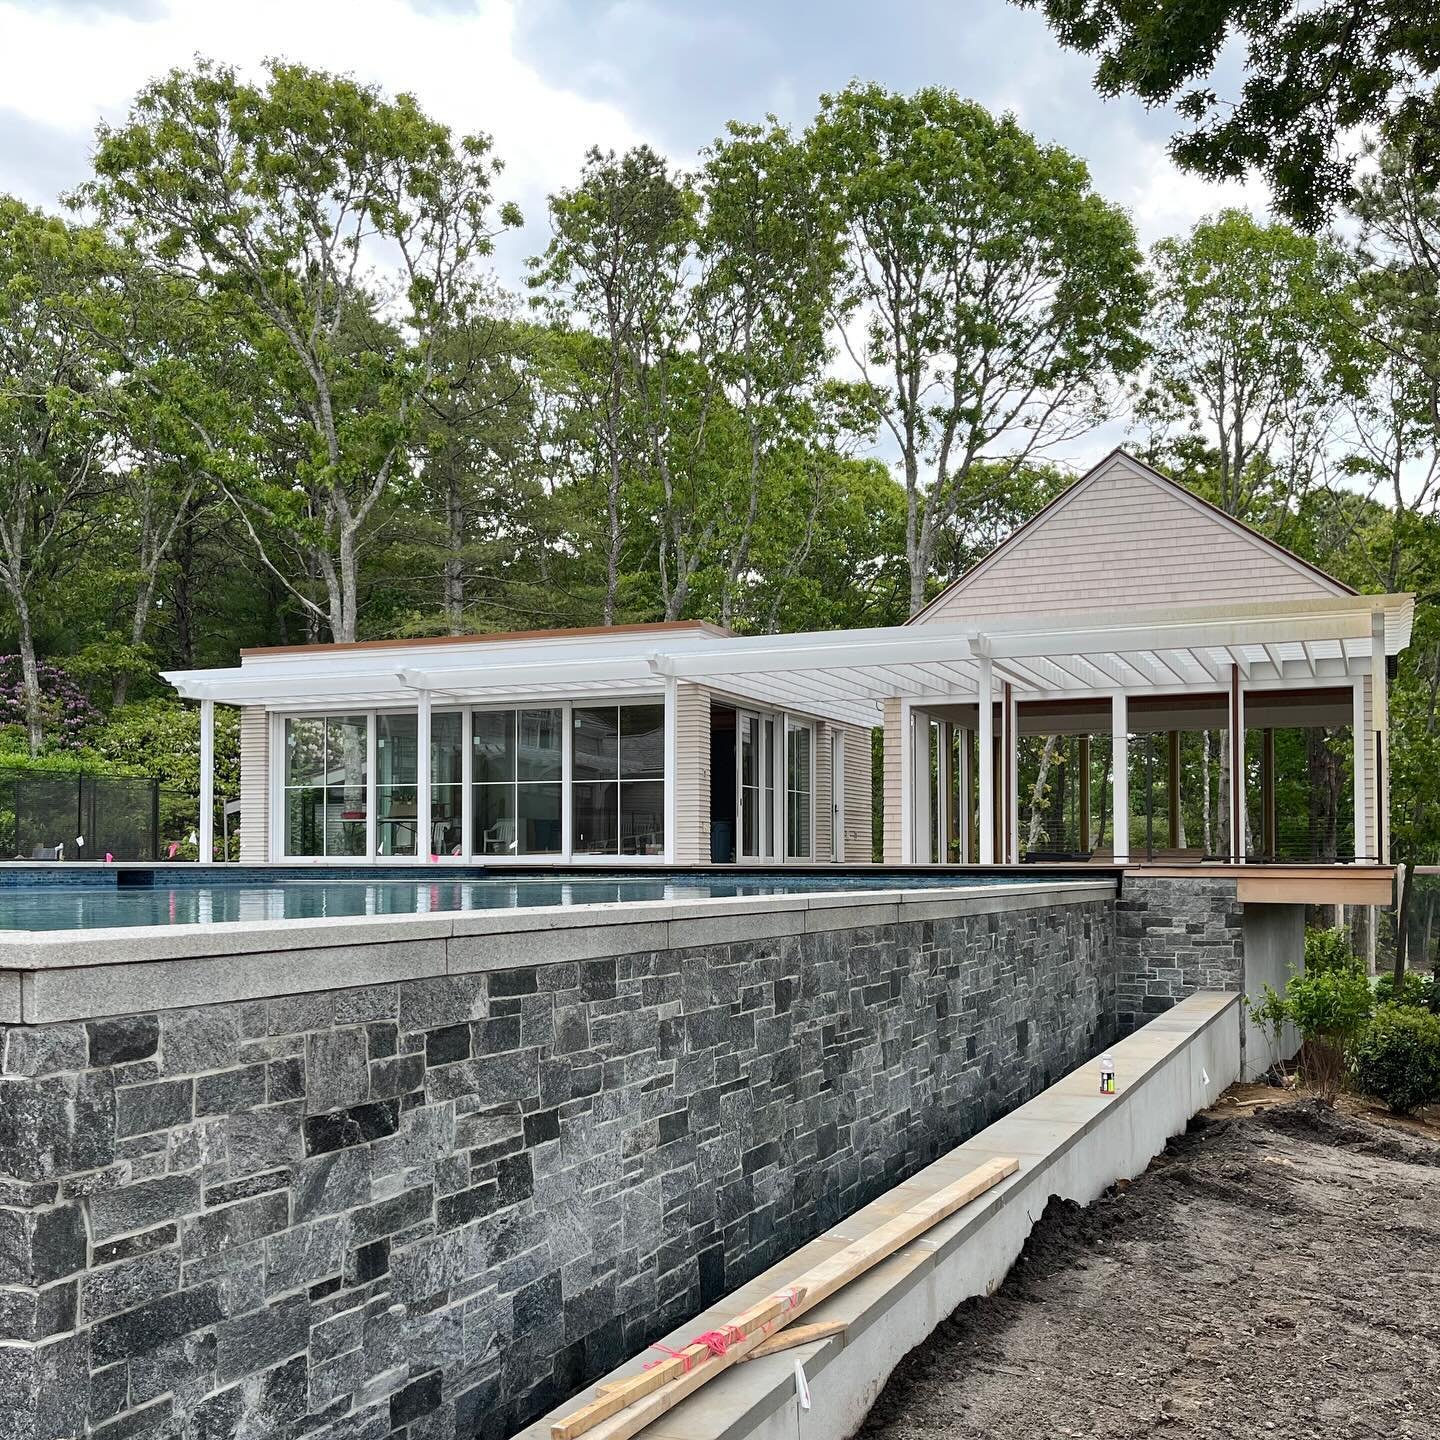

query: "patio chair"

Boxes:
[28, 843, 64, 861]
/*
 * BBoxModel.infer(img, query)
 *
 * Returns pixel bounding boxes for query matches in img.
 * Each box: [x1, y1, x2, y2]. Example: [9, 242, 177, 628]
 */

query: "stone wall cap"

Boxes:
[0, 876, 1118, 978]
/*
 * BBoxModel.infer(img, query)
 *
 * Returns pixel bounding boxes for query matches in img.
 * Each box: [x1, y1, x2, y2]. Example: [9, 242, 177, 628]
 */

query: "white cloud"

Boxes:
[1122, 141, 1270, 249]
[0, 0, 644, 275]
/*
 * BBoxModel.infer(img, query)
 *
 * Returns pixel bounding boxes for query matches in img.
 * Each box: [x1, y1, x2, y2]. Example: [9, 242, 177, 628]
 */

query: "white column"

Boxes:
[936, 721, 950, 865]
[958, 726, 972, 864]
[1228, 664, 1246, 861]
[897, 698, 913, 864]
[663, 678, 678, 864]
[1111, 692, 1129, 865]
[1006, 685, 1020, 864]
[1371, 611, 1389, 863]
[416, 689, 432, 862]
[199, 698, 215, 865]
[978, 657, 994, 865]
[1352, 675, 1367, 862]
[913, 710, 932, 863]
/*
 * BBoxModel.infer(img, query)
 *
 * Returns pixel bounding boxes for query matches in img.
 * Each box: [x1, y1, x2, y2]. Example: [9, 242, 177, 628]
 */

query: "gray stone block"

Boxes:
[305, 1028, 370, 1114]
[89, 1174, 202, 1244]
[183, 1191, 289, 1262]
[0, 1200, 88, 1286]
[117, 1078, 195, 1138]
[2, 1023, 87, 1077]
[81, 1247, 181, 1323]
[214, 1293, 310, 1384]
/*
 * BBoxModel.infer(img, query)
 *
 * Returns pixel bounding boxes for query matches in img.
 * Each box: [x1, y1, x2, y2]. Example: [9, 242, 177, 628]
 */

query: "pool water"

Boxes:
[0, 870, 1050, 932]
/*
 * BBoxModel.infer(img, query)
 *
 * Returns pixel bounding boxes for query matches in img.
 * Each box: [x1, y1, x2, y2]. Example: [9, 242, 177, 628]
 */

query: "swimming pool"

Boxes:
[0, 868, 1061, 932]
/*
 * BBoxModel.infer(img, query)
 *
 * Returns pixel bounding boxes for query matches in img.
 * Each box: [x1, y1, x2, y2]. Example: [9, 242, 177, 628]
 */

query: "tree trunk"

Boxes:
[1200, 731, 1210, 854]
[1026, 735, 1060, 851]
[604, 459, 621, 626]
[13, 589, 44, 755]
[336, 528, 358, 644]
[445, 465, 465, 635]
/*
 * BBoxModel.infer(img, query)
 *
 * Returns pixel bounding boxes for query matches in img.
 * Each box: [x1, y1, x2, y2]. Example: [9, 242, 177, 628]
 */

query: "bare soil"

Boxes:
[858, 1094, 1440, 1440]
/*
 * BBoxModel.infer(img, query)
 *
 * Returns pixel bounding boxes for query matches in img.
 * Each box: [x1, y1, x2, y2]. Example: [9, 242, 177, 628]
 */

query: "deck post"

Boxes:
[1372, 610, 1388, 863]
[958, 727, 972, 863]
[977, 657, 994, 864]
[1078, 734, 1091, 853]
[663, 677, 678, 865]
[1166, 731, 1181, 850]
[1006, 685, 1020, 864]
[1111, 693, 1129, 864]
[937, 721, 953, 863]
[416, 688, 432, 862]
[913, 709, 932, 863]
[1227, 664, 1246, 861]
[1260, 728, 1276, 859]
[199, 698, 214, 865]
[1352, 675, 1367, 861]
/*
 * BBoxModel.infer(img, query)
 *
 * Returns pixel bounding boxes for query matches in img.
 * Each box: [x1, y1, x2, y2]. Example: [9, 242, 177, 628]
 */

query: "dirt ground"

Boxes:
[858, 1092, 1440, 1440]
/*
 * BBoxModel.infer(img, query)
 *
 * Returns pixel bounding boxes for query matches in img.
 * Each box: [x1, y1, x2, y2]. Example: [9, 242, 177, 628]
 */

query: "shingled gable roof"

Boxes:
[908, 448, 1355, 627]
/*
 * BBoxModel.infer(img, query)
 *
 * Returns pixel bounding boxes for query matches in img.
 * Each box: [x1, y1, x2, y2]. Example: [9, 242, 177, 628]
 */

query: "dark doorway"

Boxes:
[710, 704, 736, 862]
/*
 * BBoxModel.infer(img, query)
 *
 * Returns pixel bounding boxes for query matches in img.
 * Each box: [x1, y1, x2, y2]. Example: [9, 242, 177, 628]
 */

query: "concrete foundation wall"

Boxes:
[0, 886, 1116, 1440]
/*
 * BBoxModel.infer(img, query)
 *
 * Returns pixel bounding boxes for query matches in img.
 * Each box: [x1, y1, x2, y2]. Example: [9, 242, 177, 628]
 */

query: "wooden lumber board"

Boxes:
[743, 1320, 848, 1361]
[549, 1290, 804, 1440]
[556, 1154, 1018, 1440]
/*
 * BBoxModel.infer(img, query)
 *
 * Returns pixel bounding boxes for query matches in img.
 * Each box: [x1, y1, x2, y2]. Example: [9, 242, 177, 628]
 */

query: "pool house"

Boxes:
[165, 451, 1412, 878]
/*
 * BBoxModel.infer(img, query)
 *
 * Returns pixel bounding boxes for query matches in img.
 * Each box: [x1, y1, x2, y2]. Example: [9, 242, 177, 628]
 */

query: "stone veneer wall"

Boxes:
[1114, 875, 1245, 1038]
[0, 897, 1114, 1440]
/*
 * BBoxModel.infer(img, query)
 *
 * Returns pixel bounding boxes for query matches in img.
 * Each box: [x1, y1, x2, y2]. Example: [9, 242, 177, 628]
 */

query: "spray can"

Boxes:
[1100, 1055, 1116, 1095]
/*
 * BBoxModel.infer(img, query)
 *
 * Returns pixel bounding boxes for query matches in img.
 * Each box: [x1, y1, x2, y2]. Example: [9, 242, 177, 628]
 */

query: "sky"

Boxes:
[0, 0, 1266, 467]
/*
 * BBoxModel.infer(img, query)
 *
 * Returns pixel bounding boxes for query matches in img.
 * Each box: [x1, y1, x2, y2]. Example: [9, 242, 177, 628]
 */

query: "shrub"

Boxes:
[1374, 970, 1437, 1010]
[1304, 925, 1357, 975]
[1353, 1005, 1440, 1114]
[1248, 961, 1374, 1102]
[0, 656, 100, 750]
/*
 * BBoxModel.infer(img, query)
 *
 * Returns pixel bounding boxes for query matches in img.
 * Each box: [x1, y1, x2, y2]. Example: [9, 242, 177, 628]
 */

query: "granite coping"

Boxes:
[0, 880, 1116, 971]
[512, 989, 1238, 1440]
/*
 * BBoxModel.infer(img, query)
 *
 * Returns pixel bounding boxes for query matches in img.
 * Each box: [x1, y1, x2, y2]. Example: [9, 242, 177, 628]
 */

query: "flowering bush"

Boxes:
[0, 655, 100, 750]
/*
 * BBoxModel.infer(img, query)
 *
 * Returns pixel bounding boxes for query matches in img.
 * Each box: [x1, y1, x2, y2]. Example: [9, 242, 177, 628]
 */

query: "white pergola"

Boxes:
[166, 593, 1412, 866]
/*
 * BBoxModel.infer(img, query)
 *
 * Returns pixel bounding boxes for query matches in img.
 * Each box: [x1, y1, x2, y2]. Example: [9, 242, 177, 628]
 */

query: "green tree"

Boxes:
[696, 117, 846, 626]
[1020, 0, 1440, 228]
[0, 198, 114, 753]
[1141, 210, 1367, 521]
[529, 146, 698, 622]
[83, 58, 519, 643]
[807, 83, 1149, 614]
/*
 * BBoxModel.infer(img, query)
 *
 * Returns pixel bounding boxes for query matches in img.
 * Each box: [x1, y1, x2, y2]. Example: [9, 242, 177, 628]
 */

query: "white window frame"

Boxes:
[783, 715, 816, 863]
[267, 693, 673, 866]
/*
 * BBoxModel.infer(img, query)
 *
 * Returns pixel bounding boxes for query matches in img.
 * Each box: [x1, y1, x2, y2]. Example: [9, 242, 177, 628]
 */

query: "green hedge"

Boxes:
[1353, 1005, 1440, 1114]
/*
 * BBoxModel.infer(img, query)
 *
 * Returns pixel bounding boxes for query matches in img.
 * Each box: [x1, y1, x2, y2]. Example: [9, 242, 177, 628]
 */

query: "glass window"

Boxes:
[472, 707, 562, 856]
[764, 716, 776, 859]
[620, 704, 664, 778]
[786, 722, 813, 859]
[431, 711, 463, 858]
[572, 706, 619, 782]
[572, 703, 666, 855]
[376, 713, 418, 857]
[284, 715, 367, 857]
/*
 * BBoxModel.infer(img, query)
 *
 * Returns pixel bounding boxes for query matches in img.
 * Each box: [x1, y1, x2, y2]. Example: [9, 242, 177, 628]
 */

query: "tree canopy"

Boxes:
[1019, 0, 1440, 228]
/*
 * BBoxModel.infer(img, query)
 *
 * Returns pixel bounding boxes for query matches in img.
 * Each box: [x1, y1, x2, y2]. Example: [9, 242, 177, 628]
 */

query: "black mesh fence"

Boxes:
[0, 773, 194, 861]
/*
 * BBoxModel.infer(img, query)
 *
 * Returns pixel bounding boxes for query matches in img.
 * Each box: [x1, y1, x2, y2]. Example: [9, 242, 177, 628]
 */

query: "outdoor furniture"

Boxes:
[28, 843, 64, 861]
